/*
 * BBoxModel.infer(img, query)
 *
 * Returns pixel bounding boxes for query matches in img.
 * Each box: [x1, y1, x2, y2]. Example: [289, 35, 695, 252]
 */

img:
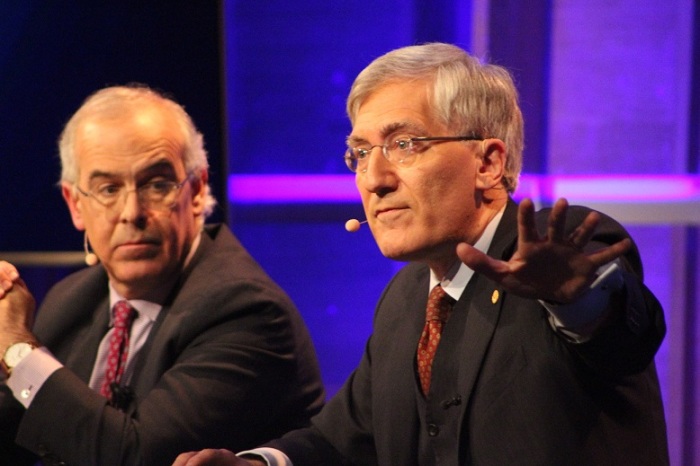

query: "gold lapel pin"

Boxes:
[491, 289, 500, 304]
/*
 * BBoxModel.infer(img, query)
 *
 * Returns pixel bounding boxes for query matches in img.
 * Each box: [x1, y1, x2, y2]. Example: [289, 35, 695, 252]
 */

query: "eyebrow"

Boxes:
[346, 121, 428, 147]
[86, 169, 120, 182]
[86, 160, 177, 183]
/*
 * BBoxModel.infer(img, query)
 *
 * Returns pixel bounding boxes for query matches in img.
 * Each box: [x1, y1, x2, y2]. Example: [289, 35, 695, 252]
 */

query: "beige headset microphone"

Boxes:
[84, 232, 99, 266]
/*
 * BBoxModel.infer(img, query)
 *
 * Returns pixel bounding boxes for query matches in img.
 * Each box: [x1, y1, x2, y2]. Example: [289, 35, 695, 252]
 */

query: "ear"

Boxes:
[475, 138, 507, 190]
[189, 169, 209, 216]
[61, 182, 86, 231]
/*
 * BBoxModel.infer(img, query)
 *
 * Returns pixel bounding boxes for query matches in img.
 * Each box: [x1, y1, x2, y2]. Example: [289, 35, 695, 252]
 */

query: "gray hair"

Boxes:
[347, 43, 523, 193]
[58, 84, 216, 217]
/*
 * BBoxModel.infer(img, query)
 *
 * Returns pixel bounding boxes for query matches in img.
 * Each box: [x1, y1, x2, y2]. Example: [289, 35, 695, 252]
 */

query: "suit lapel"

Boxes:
[63, 297, 110, 382]
[450, 275, 505, 404]
[129, 227, 214, 397]
[454, 199, 518, 409]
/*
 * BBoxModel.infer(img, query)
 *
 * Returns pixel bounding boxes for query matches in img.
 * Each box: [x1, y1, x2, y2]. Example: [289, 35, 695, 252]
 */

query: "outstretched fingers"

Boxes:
[546, 198, 569, 243]
[587, 238, 632, 267]
[526, 198, 603, 251]
[567, 210, 600, 249]
[516, 198, 539, 244]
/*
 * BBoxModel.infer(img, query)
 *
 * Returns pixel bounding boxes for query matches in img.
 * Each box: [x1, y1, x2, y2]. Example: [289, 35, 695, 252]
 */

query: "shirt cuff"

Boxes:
[6, 346, 63, 408]
[542, 262, 624, 341]
[237, 447, 293, 466]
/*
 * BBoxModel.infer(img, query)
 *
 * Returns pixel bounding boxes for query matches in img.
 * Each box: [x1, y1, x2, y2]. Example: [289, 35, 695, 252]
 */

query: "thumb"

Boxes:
[456, 242, 508, 280]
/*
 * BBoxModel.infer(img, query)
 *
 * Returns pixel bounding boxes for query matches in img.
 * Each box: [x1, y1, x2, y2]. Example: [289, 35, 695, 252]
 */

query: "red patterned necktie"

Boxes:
[100, 300, 137, 400]
[416, 284, 455, 395]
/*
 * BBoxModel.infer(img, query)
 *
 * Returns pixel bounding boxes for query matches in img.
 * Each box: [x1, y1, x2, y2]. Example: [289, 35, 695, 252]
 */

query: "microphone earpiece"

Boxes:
[345, 219, 367, 233]
[84, 232, 99, 266]
[85, 253, 98, 267]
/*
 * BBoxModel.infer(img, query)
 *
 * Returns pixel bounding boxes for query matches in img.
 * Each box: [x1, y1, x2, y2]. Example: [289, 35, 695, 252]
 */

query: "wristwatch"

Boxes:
[1, 342, 36, 376]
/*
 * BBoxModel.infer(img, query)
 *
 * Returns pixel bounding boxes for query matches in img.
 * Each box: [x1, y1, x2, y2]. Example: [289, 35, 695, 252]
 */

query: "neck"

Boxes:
[428, 257, 462, 282]
[112, 277, 177, 304]
[426, 196, 507, 278]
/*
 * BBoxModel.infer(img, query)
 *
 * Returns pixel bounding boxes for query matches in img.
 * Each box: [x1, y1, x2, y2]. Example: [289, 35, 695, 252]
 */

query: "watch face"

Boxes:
[4, 343, 34, 367]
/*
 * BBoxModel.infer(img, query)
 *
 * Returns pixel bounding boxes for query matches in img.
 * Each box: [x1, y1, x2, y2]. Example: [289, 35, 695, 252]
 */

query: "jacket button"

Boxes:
[428, 423, 440, 436]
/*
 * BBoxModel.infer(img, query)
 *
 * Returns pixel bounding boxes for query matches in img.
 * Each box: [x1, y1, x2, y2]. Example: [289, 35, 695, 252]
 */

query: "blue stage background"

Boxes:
[0, 1, 697, 464]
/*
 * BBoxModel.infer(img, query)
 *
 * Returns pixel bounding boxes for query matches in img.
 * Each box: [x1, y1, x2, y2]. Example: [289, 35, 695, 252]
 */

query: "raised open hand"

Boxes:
[456, 198, 630, 304]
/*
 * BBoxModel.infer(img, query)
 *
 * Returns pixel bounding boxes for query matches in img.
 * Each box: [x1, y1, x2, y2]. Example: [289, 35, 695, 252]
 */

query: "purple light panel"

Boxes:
[229, 174, 700, 204]
[229, 174, 360, 204]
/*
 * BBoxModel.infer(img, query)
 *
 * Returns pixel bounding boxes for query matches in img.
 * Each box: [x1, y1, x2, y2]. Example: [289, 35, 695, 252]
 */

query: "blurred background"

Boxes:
[1, 1, 698, 464]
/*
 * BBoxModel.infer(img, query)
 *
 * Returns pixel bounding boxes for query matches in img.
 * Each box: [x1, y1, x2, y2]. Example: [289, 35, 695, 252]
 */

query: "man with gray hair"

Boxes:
[0, 85, 325, 465]
[175, 43, 668, 465]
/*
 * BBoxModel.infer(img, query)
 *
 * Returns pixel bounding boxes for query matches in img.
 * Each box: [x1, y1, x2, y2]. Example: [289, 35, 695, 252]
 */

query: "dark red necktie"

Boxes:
[100, 300, 137, 400]
[416, 285, 455, 395]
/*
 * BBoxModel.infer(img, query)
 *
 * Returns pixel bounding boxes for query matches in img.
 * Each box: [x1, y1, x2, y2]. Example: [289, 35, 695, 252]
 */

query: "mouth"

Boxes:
[119, 236, 160, 246]
[114, 237, 161, 255]
[375, 206, 408, 222]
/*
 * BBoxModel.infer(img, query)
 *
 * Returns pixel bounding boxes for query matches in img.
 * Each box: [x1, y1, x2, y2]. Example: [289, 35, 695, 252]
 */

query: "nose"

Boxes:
[357, 146, 398, 196]
[118, 188, 148, 226]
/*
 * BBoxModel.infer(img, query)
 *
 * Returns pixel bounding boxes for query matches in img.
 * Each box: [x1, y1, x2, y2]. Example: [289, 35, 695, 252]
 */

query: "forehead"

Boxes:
[349, 80, 443, 142]
[75, 103, 187, 177]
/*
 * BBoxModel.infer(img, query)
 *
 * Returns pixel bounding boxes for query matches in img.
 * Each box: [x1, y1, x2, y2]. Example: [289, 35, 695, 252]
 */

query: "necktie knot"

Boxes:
[425, 284, 455, 323]
[113, 300, 136, 329]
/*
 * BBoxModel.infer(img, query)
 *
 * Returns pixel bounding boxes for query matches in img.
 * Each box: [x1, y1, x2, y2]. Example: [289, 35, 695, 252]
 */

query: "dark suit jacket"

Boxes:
[0, 224, 325, 466]
[268, 200, 669, 466]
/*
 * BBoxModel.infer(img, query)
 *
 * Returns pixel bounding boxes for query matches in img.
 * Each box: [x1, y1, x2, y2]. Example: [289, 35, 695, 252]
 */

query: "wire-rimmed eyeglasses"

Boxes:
[344, 135, 484, 173]
[75, 174, 192, 213]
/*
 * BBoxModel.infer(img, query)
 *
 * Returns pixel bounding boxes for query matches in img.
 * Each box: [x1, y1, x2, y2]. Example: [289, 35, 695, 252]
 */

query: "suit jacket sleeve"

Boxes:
[533, 204, 666, 376]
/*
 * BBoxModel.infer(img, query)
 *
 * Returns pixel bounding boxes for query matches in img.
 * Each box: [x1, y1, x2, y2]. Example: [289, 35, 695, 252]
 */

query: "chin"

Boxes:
[379, 237, 451, 265]
[377, 227, 428, 257]
[378, 244, 415, 262]
[111, 261, 168, 283]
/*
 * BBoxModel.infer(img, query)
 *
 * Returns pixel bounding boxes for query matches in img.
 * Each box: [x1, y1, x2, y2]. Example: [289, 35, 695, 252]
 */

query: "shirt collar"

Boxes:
[108, 285, 162, 325]
[429, 207, 505, 301]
